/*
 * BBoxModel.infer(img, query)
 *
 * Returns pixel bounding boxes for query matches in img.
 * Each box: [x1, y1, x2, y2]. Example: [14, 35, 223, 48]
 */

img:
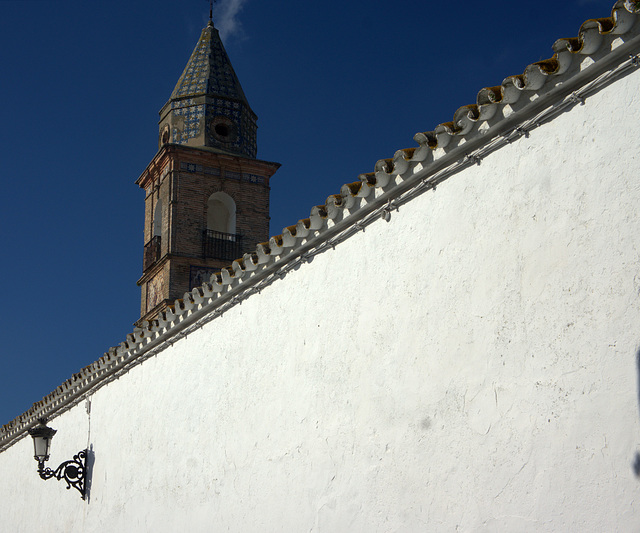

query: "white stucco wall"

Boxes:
[2, 69, 640, 532]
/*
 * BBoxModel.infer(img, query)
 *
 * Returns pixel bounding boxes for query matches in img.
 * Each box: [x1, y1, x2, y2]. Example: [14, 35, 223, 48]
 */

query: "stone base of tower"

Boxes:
[136, 254, 231, 326]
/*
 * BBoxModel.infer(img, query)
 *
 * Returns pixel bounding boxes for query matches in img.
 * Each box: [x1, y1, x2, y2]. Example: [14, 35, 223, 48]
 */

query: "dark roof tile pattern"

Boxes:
[170, 21, 249, 105]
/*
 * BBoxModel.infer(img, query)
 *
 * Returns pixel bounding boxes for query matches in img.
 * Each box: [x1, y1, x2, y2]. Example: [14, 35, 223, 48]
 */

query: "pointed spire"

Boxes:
[170, 24, 249, 104]
[158, 19, 258, 159]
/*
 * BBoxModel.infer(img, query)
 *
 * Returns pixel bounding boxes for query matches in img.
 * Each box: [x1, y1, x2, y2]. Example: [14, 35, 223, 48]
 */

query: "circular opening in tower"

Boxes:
[210, 116, 237, 144]
[215, 123, 229, 138]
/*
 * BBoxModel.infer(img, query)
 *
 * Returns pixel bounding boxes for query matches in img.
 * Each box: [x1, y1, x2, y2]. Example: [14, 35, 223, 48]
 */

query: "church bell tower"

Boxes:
[136, 18, 280, 324]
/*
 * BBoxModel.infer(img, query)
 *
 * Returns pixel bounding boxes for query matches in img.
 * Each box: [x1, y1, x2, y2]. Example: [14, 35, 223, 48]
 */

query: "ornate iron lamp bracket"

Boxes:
[37, 449, 88, 499]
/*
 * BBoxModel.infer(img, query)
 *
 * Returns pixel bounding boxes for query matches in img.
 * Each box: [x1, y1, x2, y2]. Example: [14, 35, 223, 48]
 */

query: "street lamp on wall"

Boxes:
[28, 419, 88, 499]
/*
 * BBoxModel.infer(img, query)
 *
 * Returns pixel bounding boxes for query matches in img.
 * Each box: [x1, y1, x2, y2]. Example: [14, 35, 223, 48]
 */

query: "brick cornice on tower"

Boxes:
[136, 144, 280, 191]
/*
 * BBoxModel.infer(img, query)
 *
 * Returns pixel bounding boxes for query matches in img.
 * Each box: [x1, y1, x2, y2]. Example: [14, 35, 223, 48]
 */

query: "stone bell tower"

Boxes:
[136, 18, 280, 324]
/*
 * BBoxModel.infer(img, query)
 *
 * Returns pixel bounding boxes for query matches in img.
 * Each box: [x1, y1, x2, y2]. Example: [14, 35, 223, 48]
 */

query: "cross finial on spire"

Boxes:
[209, 0, 213, 24]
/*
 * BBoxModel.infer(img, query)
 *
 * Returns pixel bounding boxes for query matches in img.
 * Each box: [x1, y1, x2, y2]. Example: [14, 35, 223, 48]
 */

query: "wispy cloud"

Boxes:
[213, 0, 248, 42]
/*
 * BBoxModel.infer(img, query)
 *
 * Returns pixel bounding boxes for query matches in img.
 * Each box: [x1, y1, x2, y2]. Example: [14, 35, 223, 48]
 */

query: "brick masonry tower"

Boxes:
[136, 19, 279, 324]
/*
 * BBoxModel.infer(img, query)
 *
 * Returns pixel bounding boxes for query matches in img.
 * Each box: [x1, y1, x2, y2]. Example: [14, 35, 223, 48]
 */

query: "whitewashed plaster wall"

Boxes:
[2, 69, 640, 532]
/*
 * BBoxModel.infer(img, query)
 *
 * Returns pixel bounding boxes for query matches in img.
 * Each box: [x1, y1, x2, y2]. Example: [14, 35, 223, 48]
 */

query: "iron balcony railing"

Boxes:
[203, 230, 243, 261]
[143, 235, 161, 270]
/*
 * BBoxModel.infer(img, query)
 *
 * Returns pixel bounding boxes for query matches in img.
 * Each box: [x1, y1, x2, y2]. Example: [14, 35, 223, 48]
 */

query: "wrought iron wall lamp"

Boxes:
[28, 419, 88, 499]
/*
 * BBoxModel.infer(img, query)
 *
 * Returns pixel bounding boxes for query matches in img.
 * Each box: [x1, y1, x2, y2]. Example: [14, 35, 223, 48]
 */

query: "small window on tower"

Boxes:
[210, 116, 237, 143]
[153, 199, 163, 237]
[215, 123, 229, 137]
[160, 125, 170, 147]
[207, 192, 236, 234]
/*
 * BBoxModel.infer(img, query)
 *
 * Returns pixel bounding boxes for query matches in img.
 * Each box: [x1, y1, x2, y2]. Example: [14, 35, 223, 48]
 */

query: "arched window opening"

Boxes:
[207, 192, 236, 234]
[153, 198, 163, 237]
[204, 192, 240, 260]
[144, 198, 163, 270]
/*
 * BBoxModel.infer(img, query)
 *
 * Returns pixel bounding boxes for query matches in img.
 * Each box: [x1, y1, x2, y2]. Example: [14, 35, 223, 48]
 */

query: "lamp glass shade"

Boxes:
[32, 435, 51, 461]
[28, 422, 57, 462]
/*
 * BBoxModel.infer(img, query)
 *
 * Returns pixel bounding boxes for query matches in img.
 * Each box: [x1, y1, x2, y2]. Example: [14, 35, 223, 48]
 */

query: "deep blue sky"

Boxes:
[0, 0, 614, 425]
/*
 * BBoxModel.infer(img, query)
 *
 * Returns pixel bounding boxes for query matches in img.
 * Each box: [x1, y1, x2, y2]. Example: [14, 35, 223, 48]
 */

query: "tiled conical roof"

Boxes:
[170, 21, 250, 106]
[159, 20, 258, 159]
